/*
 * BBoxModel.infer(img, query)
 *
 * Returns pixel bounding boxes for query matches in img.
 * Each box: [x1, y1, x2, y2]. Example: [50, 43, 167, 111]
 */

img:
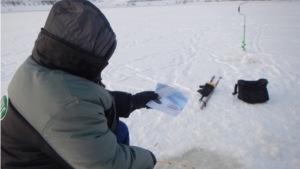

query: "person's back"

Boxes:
[1, 0, 157, 168]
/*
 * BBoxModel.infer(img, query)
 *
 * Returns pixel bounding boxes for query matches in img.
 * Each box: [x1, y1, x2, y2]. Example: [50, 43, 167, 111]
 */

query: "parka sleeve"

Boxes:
[109, 91, 134, 118]
[42, 100, 155, 169]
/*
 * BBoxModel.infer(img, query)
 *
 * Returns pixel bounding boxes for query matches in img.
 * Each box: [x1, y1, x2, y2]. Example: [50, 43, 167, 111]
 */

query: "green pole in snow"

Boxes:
[242, 25, 246, 51]
[238, 1, 249, 51]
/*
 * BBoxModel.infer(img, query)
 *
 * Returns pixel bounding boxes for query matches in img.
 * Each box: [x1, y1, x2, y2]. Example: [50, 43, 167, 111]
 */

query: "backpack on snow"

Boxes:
[232, 79, 269, 104]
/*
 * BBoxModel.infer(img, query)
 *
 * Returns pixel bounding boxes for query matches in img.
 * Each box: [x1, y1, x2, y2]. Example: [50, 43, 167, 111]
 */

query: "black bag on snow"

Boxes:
[197, 82, 215, 97]
[232, 79, 269, 104]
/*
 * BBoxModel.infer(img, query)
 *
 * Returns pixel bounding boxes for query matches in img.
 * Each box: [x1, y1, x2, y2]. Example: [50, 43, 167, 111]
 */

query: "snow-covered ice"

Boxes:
[1, 1, 300, 169]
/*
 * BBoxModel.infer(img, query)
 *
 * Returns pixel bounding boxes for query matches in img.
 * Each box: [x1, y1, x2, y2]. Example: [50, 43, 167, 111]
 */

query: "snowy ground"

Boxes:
[1, 1, 300, 169]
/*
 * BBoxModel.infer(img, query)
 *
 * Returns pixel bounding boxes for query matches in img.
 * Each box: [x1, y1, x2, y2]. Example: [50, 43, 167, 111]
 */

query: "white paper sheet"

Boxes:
[146, 83, 191, 116]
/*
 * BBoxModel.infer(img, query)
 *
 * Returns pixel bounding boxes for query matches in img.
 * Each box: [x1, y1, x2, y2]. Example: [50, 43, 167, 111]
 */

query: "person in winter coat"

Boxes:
[1, 0, 158, 168]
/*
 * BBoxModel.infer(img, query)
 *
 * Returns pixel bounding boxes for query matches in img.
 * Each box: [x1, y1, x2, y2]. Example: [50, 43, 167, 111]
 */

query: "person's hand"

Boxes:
[132, 91, 159, 109]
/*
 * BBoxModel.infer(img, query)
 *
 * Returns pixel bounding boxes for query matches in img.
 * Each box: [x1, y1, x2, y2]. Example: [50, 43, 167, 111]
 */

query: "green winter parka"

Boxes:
[3, 56, 155, 169]
[1, 0, 156, 168]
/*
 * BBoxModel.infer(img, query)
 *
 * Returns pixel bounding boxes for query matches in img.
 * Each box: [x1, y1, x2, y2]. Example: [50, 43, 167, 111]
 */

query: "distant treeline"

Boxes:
[1, 0, 59, 6]
[1, 0, 294, 7]
[1, 0, 104, 6]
